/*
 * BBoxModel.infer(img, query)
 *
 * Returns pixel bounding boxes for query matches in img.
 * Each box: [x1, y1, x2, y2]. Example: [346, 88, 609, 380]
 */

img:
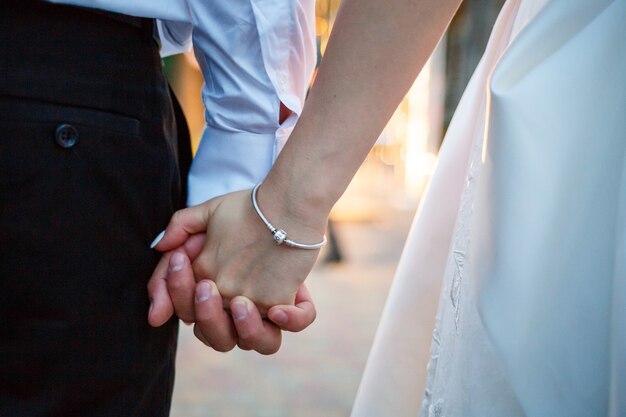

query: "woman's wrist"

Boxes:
[251, 182, 327, 249]
[255, 174, 332, 246]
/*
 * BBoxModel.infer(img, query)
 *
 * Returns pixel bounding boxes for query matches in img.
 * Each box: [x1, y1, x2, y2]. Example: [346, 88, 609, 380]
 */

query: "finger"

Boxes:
[183, 233, 207, 262]
[151, 203, 212, 252]
[166, 251, 196, 323]
[193, 280, 238, 352]
[267, 284, 317, 332]
[147, 253, 175, 327]
[230, 297, 282, 355]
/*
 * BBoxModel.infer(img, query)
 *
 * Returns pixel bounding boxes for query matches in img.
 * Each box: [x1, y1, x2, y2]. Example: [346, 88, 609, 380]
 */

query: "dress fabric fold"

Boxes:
[351, 0, 626, 416]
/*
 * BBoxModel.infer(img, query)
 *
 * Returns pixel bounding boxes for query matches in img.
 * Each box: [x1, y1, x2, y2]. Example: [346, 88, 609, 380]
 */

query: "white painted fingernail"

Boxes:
[150, 230, 165, 248]
[169, 252, 185, 272]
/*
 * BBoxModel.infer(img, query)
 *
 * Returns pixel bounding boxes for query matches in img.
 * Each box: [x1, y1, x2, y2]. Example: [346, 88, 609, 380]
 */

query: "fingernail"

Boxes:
[169, 252, 185, 272]
[272, 309, 288, 325]
[196, 281, 212, 303]
[231, 299, 251, 321]
[150, 230, 165, 248]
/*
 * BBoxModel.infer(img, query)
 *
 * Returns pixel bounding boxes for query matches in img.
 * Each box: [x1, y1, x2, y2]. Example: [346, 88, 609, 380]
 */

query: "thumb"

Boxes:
[267, 284, 317, 332]
[150, 202, 212, 252]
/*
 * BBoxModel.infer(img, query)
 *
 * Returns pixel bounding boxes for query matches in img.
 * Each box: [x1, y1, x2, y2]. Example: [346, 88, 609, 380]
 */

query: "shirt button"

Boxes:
[55, 124, 79, 149]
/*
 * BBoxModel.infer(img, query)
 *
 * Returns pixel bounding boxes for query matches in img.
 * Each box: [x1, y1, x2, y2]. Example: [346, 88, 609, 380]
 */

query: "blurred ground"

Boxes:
[170, 206, 416, 417]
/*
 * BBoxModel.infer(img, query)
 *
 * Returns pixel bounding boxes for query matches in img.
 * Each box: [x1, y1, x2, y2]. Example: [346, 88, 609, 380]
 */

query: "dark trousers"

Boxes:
[0, 2, 189, 415]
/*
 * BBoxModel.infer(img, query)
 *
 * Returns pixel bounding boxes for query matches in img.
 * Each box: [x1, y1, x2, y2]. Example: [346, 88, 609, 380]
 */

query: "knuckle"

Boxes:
[195, 319, 236, 352]
[237, 326, 257, 342]
[213, 339, 236, 353]
[146, 279, 157, 293]
[193, 325, 211, 347]
[176, 311, 195, 323]
[237, 341, 253, 351]
[167, 276, 189, 291]
[170, 209, 185, 226]
[147, 277, 165, 295]
[258, 344, 280, 356]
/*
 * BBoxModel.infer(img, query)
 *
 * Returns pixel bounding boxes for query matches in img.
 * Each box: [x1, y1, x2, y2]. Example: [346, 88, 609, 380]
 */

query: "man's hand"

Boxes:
[147, 233, 317, 354]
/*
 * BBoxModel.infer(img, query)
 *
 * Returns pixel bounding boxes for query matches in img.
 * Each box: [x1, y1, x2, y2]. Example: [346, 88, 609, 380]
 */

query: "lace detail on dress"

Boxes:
[421, 323, 442, 416]
[444, 155, 481, 337]
[428, 399, 445, 417]
[450, 250, 465, 334]
[449, 159, 479, 333]
[420, 135, 484, 417]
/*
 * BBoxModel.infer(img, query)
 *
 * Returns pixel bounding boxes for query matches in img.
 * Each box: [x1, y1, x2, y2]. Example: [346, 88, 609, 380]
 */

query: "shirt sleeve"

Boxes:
[156, 19, 193, 57]
[185, 0, 316, 205]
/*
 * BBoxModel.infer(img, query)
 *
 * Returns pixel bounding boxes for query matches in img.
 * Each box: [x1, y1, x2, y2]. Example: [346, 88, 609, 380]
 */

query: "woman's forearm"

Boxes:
[152, 0, 464, 314]
[261, 0, 462, 236]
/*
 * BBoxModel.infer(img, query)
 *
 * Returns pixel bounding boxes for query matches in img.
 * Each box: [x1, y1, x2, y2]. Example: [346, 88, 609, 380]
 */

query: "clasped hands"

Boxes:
[147, 189, 323, 354]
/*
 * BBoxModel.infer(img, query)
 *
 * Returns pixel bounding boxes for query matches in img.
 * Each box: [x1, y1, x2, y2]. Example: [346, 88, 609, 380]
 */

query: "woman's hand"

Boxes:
[151, 187, 326, 315]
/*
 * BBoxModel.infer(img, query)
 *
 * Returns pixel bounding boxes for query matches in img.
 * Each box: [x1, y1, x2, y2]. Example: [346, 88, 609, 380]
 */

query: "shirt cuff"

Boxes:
[187, 125, 278, 206]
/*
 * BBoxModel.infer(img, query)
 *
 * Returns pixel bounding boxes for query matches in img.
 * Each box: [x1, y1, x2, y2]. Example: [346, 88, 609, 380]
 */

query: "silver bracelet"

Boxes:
[251, 182, 327, 250]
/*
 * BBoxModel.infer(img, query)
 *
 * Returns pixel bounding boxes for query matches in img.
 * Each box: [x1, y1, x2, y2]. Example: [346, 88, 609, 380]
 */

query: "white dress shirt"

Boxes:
[49, 0, 316, 205]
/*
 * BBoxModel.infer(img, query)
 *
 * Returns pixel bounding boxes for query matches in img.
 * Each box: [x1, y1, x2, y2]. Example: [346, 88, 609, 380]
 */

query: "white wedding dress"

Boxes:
[351, 0, 626, 416]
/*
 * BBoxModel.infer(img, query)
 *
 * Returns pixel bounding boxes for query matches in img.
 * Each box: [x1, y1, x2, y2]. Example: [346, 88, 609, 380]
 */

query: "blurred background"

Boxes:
[166, 1, 504, 415]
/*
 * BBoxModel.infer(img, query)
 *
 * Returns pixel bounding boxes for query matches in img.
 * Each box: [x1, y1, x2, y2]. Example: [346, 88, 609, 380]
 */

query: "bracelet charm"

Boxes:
[252, 182, 327, 250]
[273, 229, 288, 246]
